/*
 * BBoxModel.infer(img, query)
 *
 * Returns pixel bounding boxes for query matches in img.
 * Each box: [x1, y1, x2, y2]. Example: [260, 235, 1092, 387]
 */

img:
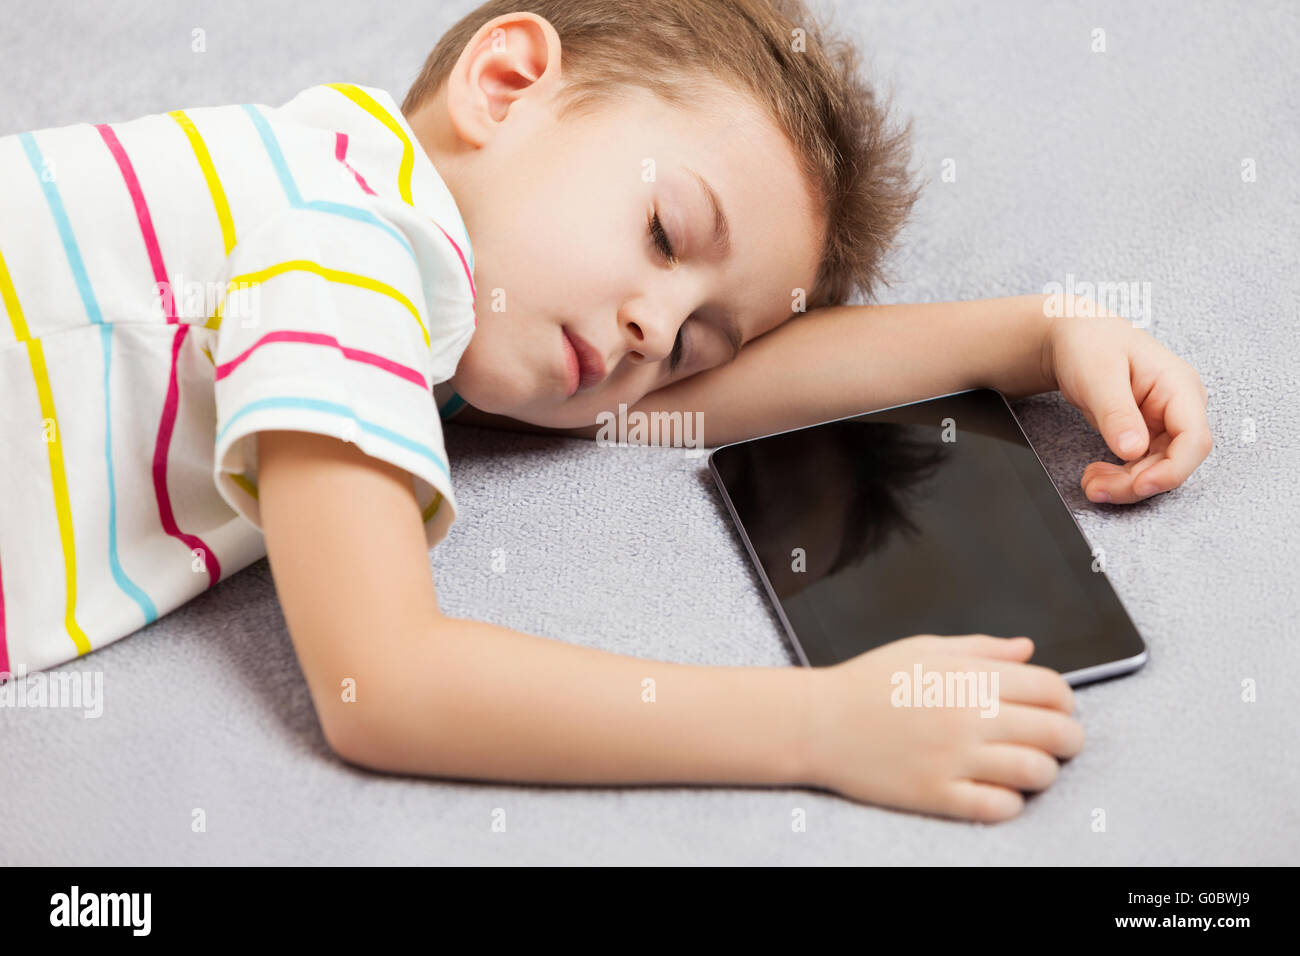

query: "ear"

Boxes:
[444, 12, 562, 148]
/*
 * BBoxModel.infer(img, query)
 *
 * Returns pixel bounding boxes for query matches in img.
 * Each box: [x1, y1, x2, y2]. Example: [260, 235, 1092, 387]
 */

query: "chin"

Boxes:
[514, 399, 588, 430]
[549, 398, 617, 431]
[454, 362, 539, 416]
[493, 397, 592, 431]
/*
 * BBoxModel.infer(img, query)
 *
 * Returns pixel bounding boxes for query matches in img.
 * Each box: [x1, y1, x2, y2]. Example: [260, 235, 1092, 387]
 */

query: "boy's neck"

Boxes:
[404, 94, 472, 222]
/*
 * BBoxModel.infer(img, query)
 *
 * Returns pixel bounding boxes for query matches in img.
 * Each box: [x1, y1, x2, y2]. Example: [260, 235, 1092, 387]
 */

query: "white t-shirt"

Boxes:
[0, 83, 477, 677]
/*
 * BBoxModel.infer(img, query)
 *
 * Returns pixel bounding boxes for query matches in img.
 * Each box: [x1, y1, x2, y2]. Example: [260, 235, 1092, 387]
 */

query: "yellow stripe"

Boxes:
[325, 82, 415, 206]
[229, 472, 259, 500]
[421, 490, 443, 523]
[0, 246, 92, 656]
[0, 248, 34, 343]
[169, 110, 237, 254]
[204, 259, 429, 347]
[200, 344, 215, 366]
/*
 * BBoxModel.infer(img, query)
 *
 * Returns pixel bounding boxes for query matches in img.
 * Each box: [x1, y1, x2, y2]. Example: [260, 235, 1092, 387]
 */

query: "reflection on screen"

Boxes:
[715, 407, 1107, 664]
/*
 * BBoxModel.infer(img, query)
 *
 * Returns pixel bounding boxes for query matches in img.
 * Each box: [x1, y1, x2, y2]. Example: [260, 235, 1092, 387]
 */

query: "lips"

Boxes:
[562, 326, 607, 394]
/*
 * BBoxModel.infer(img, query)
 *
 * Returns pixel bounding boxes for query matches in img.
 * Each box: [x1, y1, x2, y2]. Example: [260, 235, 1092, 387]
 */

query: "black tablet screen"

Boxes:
[709, 389, 1145, 679]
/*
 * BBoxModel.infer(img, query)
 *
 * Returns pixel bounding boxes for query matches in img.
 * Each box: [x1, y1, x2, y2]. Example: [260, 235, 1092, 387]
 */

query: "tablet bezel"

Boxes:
[707, 387, 1148, 686]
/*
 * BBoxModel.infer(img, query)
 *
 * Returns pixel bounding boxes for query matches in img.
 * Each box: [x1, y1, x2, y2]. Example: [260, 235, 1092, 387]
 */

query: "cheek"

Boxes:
[472, 216, 619, 327]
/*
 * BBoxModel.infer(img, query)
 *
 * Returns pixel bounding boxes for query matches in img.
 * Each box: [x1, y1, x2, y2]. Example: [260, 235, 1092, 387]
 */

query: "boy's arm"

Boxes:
[256, 429, 813, 785]
[455, 294, 1056, 447]
[455, 293, 1210, 501]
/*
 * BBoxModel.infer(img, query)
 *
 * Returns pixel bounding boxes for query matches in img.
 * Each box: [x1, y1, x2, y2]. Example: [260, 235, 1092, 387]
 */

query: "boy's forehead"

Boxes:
[681, 136, 823, 324]
[583, 79, 783, 155]
[567, 84, 824, 331]
[683, 164, 822, 339]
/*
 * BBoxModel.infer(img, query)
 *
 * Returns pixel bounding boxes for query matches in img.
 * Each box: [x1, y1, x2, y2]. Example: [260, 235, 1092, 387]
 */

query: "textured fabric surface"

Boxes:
[1, 0, 1295, 865]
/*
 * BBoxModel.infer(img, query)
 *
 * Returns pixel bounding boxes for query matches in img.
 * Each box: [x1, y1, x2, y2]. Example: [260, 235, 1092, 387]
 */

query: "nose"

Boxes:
[619, 301, 680, 365]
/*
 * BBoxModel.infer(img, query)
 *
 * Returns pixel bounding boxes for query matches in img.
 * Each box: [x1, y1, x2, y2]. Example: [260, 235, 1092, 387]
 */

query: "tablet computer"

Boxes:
[708, 387, 1147, 685]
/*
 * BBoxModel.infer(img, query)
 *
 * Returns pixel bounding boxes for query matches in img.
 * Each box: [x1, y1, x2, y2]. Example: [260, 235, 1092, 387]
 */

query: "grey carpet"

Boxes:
[1, 0, 1296, 864]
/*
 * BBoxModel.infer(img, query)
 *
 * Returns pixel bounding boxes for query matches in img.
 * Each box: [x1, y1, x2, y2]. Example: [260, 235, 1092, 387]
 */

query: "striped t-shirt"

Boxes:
[0, 82, 477, 678]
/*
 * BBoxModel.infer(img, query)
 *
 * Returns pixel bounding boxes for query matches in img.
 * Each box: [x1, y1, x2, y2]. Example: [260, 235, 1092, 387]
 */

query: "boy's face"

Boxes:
[413, 65, 825, 430]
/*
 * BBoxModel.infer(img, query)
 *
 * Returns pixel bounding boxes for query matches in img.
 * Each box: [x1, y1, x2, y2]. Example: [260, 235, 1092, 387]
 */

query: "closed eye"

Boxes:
[669, 322, 687, 373]
[649, 210, 688, 372]
[649, 211, 676, 264]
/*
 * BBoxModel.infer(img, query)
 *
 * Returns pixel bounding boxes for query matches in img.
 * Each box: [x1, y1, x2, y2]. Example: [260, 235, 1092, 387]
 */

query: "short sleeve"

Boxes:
[211, 206, 472, 549]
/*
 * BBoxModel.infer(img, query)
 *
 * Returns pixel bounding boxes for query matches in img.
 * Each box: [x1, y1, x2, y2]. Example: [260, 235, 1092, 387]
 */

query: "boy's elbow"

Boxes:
[314, 659, 405, 770]
[312, 629, 454, 774]
[319, 705, 384, 770]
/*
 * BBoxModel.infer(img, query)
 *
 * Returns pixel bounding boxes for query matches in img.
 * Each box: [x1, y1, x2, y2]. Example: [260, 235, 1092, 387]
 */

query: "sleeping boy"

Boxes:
[0, 0, 1210, 821]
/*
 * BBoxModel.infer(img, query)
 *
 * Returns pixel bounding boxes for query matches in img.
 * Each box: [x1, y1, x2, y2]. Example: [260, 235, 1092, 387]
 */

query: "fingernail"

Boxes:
[1118, 430, 1143, 455]
[1091, 489, 1111, 503]
[1135, 481, 1157, 497]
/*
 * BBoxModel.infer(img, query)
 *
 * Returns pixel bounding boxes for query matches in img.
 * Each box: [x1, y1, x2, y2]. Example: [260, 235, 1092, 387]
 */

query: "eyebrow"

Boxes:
[684, 167, 732, 259]
[682, 167, 742, 359]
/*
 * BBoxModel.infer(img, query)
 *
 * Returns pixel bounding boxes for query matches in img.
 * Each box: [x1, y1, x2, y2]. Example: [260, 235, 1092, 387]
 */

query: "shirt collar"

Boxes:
[339, 84, 476, 276]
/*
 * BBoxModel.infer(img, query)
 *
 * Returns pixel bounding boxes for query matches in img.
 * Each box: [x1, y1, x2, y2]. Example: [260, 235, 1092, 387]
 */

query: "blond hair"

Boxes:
[402, 0, 919, 310]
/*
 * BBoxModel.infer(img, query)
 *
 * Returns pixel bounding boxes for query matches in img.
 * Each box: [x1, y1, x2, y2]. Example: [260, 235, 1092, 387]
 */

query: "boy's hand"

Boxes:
[806, 634, 1082, 822]
[1043, 300, 1212, 504]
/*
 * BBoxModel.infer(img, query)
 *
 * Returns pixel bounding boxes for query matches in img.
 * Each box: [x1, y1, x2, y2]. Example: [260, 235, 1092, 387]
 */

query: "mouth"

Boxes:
[560, 325, 607, 397]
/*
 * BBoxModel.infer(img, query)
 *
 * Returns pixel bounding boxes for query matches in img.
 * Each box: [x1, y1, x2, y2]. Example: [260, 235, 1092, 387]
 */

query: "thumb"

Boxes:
[1084, 353, 1150, 460]
[932, 634, 1034, 660]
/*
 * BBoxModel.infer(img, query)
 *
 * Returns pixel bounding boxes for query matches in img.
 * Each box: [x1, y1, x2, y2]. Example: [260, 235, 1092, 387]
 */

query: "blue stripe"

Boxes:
[18, 132, 159, 626]
[19, 133, 106, 328]
[438, 392, 466, 421]
[98, 323, 159, 623]
[217, 396, 450, 479]
[239, 104, 416, 261]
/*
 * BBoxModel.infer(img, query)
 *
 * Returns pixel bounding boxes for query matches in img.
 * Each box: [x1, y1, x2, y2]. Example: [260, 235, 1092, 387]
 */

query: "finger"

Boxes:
[1082, 430, 1169, 481]
[1127, 387, 1213, 497]
[1080, 430, 1172, 503]
[943, 780, 1025, 823]
[965, 743, 1061, 791]
[1074, 350, 1151, 460]
[981, 702, 1086, 758]
[1081, 460, 1128, 503]
[919, 655, 1076, 714]
[1081, 455, 1162, 504]
[930, 634, 1035, 661]
[918, 638, 1075, 711]
[982, 661, 1077, 713]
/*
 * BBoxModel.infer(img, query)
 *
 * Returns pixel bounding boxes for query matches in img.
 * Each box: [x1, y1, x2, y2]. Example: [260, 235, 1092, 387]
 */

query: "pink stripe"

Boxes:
[334, 128, 476, 321]
[153, 327, 221, 586]
[98, 124, 221, 586]
[428, 219, 477, 318]
[216, 330, 428, 389]
[96, 125, 177, 323]
[335, 132, 377, 195]
[0, 546, 9, 677]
